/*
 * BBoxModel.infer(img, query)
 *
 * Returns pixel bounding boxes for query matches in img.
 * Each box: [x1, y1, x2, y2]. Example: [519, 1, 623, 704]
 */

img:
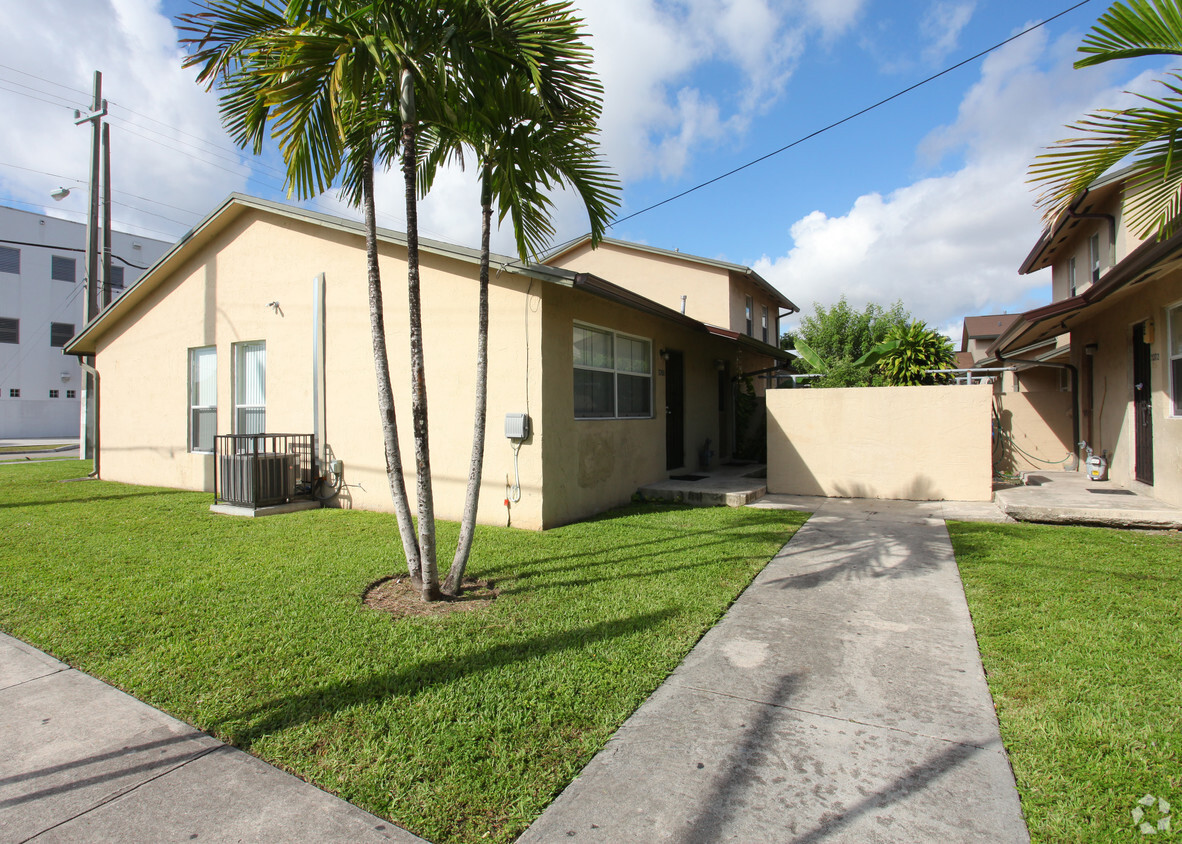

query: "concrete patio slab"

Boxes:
[994, 471, 1182, 529]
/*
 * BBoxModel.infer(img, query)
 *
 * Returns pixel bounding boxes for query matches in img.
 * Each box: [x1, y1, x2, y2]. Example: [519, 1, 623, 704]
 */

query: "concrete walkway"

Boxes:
[3, 497, 1027, 843]
[521, 497, 1028, 843]
[0, 635, 426, 843]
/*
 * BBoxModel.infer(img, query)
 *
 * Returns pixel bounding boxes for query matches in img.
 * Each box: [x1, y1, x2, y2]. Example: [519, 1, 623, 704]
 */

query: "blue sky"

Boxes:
[0, 0, 1168, 337]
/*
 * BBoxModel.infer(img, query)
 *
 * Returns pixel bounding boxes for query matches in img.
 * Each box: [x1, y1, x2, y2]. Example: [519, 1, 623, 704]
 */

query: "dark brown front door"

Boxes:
[665, 350, 684, 471]
[1133, 322, 1154, 485]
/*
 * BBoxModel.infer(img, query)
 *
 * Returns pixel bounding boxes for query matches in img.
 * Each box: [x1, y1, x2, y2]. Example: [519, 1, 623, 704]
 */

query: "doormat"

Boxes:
[1087, 488, 1137, 495]
[669, 474, 707, 481]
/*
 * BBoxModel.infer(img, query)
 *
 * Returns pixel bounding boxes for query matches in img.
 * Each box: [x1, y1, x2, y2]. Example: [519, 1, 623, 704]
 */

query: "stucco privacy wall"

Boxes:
[766, 384, 992, 501]
[93, 209, 548, 529]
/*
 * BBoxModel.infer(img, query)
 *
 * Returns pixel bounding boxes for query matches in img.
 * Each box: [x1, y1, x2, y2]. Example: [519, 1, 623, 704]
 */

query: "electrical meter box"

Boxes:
[505, 412, 530, 440]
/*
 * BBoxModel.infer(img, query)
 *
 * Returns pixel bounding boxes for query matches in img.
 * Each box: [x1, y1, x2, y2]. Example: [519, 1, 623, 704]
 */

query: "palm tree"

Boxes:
[180, 0, 611, 600]
[180, 0, 427, 584]
[1031, 0, 1182, 239]
[874, 321, 955, 386]
[419, 70, 618, 597]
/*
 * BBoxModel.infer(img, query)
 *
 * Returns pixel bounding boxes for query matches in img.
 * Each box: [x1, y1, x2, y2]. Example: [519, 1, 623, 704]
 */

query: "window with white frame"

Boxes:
[1171, 303, 1182, 416]
[745, 296, 754, 336]
[189, 347, 217, 453]
[233, 340, 266, 434]
[1089, 233, 1101, 282]
[761, 305, 769, 343]
[573, 324, 652, 419]
[1068, 256, 1077, 297]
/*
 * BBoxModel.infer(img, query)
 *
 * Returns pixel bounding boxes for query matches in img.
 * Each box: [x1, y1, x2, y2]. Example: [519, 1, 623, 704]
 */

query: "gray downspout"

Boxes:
[994, 349, 1081, 471]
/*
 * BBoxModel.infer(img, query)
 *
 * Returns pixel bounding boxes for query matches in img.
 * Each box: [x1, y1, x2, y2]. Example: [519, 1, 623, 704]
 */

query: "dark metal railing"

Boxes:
[213, 433, 315, 507]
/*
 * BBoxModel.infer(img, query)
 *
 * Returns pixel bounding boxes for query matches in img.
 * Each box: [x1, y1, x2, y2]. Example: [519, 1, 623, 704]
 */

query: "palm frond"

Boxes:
[1030, 72, 1182, 237]
[1077, 0, 1182, 66]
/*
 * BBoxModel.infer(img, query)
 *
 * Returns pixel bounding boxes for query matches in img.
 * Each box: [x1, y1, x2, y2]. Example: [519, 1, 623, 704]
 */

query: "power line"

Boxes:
[0, 238, 149, 269]
[610, 0, 1096, 229]
[0, 62, 91, 98]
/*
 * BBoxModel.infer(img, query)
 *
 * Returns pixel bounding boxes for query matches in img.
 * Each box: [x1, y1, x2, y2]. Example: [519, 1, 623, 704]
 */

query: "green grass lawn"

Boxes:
[0, 461, 804, 844]
[949, 521, 1182, 843]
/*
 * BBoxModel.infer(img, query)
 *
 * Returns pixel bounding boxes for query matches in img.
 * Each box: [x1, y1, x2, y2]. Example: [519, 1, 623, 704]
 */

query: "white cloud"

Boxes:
[575, 0, 864, 182]
[0, 0, 252, 241]
[921, 1, 976, 63]
[755, 28, 1169, 335]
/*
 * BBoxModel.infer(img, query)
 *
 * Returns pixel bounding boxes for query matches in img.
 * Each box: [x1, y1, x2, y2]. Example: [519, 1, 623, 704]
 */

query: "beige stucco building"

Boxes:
[992, 167, 1182, 507]
[65, 195, 793, 529]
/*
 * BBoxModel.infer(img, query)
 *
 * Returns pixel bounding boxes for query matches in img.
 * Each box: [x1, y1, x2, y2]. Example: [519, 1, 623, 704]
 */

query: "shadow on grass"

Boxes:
[0, 489, 192, 510]
[213, 609, 678, 750]
[481, 510, 802, 582]
[497, 554, 756, 596]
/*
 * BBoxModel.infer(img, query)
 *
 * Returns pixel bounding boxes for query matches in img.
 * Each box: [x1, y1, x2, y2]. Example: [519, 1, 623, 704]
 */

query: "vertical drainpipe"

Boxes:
[312, 273, 326, 478]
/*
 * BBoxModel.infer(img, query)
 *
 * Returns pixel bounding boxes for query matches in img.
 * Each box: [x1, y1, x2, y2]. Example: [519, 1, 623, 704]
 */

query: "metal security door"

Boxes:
[1133, 322, 1154, 485]
[665, 350, 684, 471]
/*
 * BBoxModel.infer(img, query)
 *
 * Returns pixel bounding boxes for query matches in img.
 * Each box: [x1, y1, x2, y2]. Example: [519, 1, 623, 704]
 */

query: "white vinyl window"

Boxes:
[745, 295, 754, 336]
[761, 305, 769, 343]
[233, 340, 266, 434]
[1170, 304, 1182, 416]
[573, 324, 652, 419]
[1068, 256, 1077, 297]
[1089, 233, 1101, 282]
[189, 346, 217, 453]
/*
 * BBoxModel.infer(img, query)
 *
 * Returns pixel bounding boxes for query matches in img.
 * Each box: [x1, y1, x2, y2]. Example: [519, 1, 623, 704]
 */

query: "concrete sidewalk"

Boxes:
[0, 635, 426, 843]
[521, 497, 1028, 843]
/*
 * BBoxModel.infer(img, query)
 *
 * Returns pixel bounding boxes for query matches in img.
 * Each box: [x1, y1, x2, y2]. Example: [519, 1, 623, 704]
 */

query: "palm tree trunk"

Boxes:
[361, 152, 421, 585]
[443, 165, 493, 597]
[400, 69, 441, 601]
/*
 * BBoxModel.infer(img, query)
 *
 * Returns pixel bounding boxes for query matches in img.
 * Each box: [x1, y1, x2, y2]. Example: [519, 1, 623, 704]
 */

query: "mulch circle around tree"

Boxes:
[363, 575, 498, 619]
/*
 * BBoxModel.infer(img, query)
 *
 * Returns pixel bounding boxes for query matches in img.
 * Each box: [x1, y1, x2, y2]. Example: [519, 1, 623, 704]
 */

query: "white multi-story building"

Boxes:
[0, 205, 171, 439]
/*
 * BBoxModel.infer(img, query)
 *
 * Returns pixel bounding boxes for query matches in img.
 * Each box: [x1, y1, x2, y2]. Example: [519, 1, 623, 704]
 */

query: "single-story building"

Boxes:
[65, 194, 791, 528]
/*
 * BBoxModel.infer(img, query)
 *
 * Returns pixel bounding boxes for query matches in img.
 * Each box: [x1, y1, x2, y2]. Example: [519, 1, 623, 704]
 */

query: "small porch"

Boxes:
[993, 471, 1182, 530]
[637, 461, 768, 507]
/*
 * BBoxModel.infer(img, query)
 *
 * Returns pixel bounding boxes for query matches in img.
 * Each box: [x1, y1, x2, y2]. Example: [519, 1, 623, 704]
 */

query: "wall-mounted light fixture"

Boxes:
[714, 359, 725, 371]
[267, 300, 282, 315]
[659, 348, 670, 361]
[1084, 343, 1098, 356]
